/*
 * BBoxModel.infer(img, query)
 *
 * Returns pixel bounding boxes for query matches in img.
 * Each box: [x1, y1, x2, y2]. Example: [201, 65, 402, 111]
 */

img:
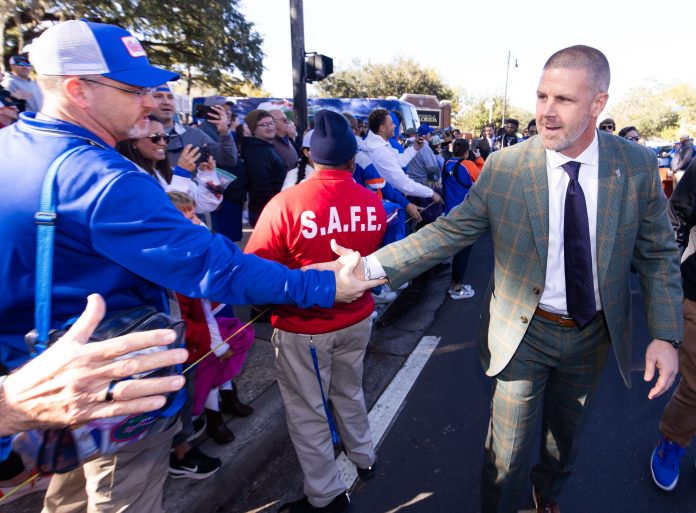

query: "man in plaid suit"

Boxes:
[340, 45, 683, 512]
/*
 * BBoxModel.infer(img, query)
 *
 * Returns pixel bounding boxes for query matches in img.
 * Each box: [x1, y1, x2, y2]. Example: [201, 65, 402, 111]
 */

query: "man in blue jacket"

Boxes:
[0, 20, 382, 512]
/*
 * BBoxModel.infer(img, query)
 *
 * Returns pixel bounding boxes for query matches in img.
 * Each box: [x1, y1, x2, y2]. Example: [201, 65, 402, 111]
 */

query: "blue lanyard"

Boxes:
[309, 338, 340, 446]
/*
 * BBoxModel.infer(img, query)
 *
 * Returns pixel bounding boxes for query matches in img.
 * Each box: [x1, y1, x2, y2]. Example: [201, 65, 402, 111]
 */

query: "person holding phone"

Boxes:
[116, 115, 226, 213]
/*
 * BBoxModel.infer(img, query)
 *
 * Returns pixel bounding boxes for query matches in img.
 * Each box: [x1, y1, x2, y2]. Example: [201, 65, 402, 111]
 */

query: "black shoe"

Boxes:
[187, 415, 207, 442]
[169, 447, 221, 479]
[220, 388, 254, 417]
[278, 492, 351, 513]
[357, 461, 377, 480]
[205, 408, 235, 444]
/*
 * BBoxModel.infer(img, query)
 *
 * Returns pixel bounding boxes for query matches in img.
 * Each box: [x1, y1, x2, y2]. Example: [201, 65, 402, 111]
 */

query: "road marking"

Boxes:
[338, 335, 441, 487]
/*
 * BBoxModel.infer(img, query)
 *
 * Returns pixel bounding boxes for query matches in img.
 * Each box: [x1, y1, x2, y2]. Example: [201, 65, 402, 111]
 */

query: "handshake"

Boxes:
[305, 239, 386, 303]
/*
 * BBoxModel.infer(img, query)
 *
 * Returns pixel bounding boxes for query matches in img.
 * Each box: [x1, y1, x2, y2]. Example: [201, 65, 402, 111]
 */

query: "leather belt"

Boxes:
[534, 307, 578, 328]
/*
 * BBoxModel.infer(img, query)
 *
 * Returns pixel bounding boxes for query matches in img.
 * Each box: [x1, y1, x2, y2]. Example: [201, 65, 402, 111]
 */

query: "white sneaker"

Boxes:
[0, 470, 50, 504]
[449, 284, 474, 300]
[372, 289, 397, 303]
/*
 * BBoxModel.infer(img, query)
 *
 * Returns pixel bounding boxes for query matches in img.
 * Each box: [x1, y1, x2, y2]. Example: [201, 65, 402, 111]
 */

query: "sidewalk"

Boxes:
[8, 230, 451, 513]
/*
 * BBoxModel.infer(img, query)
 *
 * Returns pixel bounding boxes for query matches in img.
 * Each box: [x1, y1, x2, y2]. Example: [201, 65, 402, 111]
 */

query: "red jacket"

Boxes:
[245, 169, 386, 334]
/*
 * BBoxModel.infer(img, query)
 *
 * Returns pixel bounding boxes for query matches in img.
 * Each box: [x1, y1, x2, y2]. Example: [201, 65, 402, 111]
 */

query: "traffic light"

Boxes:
[305, 53, 333, 83]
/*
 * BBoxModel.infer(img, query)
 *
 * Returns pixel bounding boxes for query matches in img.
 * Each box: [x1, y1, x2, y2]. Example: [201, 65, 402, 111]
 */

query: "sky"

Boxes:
[239, 0, 696, 116]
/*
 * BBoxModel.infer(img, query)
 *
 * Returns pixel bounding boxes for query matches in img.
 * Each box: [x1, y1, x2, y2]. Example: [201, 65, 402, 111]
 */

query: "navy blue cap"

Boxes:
[310, 110, 357, 166]
[9, 55, 30, 66]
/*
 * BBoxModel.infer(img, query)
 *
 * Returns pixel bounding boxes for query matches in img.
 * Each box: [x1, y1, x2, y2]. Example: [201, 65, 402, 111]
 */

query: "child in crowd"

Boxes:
[167, 192, 255, 478]
[441, 138, 482, 300]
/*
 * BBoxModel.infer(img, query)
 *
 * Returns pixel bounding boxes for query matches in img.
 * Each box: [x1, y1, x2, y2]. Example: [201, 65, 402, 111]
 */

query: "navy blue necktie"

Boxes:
[562, 161, 596, 329]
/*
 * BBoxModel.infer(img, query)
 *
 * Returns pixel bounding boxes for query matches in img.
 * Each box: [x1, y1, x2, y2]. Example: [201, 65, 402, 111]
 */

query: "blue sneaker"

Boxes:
[650, 433, 685, 491]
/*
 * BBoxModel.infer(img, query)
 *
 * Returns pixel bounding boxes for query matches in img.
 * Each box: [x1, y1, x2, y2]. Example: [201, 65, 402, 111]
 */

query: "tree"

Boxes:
[456, 95, 534, 135]
[1, 0, 264, 95]
[609, 83, 696, 140]
[314, 58, 460, 109]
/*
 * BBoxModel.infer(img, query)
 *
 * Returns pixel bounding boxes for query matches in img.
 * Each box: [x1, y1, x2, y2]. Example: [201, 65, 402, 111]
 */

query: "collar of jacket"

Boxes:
[18, 111, 112, 149]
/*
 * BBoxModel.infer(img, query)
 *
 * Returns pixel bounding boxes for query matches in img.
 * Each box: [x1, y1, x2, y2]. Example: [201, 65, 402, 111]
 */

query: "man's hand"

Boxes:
[208, 105, 230, 135]
[412, 137, 424, 150]
[644, 339, 679, 400]
[431, 190, 444, 204]
[0, 294, 187, 436]
[406, 203, 422, 222]
[176, 144, 199, 173]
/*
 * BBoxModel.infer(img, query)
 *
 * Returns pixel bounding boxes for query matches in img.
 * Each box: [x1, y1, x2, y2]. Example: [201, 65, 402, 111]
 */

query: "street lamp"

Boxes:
[501, 51, 518, 130]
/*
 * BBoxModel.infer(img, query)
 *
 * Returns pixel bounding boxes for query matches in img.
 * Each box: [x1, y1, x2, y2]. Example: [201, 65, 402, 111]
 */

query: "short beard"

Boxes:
[541, 111, 591, 152]
[126, 117, 151, 140]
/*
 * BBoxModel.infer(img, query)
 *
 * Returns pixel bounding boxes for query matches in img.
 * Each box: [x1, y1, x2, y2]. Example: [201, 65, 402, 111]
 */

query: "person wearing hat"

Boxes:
[1, 55, 43, 112]
[0, 95, 19, 128]
[0, 21, 384, 512]
[246, 110, 385, 513]
[150, 86, 238, 171]
[242, 108, 288, 226]
[406, 123, 441, 185]
[362, 108, 443, 204]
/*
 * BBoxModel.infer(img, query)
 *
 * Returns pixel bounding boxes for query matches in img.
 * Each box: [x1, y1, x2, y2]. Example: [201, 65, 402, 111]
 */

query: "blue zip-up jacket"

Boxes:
[0, 113, 335, 370]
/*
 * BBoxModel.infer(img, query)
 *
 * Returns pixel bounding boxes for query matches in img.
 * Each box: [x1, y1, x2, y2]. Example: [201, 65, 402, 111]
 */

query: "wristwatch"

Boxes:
[666, 340, 682, 350]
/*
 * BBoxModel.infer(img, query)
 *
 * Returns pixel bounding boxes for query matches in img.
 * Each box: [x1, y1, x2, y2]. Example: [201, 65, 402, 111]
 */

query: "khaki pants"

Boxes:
[661, 298, 696, 447]
[273, 316, 375, 508]
[42, 420, 179, 513]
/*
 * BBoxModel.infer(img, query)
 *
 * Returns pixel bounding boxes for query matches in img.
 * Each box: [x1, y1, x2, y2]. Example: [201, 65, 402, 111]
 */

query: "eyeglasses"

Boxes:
[626, 136, 640, 141]
[149, 133, 170, 144]
[256, 121, 275, 128]
[599, 125, 614, 131]
[79, 78, 156, 101]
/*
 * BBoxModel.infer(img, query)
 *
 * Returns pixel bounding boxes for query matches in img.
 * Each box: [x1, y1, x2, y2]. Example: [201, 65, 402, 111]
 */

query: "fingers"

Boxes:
[648, 370, 674, 400]
[61, 294, 106, 345]
[109, 375, 185, 402]
[643, 355, 656, 383]
[84, 396, 170, 420]
[93, 346, 188, 381]
[90, 329, 181, 360]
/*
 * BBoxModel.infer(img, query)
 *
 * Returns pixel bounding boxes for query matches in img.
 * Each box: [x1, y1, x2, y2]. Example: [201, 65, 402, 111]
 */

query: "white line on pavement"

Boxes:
[338, 335, 441, 488]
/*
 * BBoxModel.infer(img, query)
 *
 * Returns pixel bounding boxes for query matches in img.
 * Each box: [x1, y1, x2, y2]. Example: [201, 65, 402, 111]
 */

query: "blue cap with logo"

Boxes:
[29, 20, 179, 87]
[9, 55, 30, 67]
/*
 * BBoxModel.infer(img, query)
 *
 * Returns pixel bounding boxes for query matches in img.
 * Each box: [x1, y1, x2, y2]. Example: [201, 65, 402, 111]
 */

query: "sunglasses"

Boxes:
[149, 133, 170, 144]
[256, 121, 275, 128]
[626, 136, 640, 141]
[600, 125, 614, 130]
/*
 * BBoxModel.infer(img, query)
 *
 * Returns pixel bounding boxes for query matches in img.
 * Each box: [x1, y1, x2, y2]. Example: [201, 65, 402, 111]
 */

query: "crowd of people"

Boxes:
[0, 18, 695, 513]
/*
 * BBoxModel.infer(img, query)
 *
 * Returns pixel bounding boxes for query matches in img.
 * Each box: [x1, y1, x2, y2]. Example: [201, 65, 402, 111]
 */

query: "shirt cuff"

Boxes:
[363, 255, 387, 280]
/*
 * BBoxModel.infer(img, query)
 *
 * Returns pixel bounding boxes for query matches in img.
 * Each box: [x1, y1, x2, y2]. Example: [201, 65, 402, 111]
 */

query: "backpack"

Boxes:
[442, 158, 473, 215]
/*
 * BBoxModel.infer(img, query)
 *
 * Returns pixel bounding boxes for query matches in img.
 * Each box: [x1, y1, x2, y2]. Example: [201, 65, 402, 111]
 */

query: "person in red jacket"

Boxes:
[246, 110, 386, 513]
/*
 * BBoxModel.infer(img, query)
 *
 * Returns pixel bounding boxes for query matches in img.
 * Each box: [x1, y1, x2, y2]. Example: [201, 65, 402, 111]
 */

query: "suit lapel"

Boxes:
[523, 138, 550, 276]
[596, 132, 625, 284]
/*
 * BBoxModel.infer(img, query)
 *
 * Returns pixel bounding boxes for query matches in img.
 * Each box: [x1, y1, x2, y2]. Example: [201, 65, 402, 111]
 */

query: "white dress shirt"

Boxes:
[540, 131, 602, 314]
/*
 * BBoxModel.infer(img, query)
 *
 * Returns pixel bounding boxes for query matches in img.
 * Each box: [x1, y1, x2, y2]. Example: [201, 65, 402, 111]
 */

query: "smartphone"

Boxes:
[193, 103, 212, 120]
[196, 146, 211, 165]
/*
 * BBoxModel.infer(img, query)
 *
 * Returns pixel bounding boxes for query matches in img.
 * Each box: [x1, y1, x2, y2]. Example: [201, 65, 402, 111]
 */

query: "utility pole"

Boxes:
[502, 50, 510, 130]
[289, 0, 308, 139]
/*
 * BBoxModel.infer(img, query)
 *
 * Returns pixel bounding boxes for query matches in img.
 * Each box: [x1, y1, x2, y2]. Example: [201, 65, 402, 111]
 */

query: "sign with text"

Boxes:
[418, 109, 440, 127]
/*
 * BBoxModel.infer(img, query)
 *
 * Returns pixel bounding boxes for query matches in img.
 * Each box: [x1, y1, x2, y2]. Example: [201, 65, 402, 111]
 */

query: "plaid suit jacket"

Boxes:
[375, 131, 684, 385]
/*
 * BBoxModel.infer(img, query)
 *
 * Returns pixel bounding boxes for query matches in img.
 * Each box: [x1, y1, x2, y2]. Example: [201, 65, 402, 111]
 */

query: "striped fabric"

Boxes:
[374, 131, 683, 385]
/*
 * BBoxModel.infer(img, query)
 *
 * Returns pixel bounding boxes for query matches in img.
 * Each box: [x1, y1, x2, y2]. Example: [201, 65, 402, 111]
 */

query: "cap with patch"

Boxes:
[29, 20, 179, 87]
[9, 55, 30, 67]
[203, 95, 228, 107]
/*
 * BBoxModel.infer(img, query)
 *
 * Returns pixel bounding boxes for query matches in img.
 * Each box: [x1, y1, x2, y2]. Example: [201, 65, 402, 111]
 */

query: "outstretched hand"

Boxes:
[644, 339, 679, 400]
[0, 294, 187, 435]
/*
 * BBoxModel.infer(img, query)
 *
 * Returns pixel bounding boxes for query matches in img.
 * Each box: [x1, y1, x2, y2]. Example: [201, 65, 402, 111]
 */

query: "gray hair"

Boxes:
[543, 45, 610, 94]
